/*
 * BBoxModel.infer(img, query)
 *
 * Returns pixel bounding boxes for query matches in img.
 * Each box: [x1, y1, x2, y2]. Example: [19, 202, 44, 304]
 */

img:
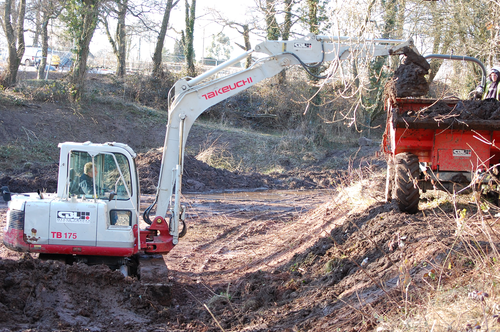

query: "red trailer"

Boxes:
[383, 55, 500, 213]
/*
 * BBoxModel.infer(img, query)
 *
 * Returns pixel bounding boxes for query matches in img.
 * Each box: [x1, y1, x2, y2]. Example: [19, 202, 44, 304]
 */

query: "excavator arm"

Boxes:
[149, 33, 415, 245]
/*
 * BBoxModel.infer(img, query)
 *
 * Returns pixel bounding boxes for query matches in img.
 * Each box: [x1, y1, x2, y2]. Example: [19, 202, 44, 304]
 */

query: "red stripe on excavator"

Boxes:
[3, 228, 30, 251]
[29, 244, 136, 257]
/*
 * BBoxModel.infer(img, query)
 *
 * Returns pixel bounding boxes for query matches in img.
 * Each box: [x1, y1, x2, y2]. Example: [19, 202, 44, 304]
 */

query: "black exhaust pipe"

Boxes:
[1, 186, 11, 202]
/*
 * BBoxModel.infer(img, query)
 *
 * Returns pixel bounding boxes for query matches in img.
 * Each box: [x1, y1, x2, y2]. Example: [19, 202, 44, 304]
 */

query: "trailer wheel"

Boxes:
[385, 157, 394, 202]
[394, 153, 420, 214]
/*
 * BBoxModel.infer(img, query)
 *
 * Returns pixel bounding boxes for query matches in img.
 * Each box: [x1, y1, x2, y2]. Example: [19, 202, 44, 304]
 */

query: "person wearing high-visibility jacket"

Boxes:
[483, 67, 500, 100]
[472, 67, 500, 100]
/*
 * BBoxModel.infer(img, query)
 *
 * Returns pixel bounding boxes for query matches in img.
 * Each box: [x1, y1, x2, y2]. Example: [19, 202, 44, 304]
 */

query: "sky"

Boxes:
[90, 0, 261, 64]
[0, 0, 262, 66]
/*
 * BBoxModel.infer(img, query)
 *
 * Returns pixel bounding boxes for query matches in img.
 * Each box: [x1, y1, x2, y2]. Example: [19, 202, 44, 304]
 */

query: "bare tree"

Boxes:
[151, 0, 179, 78]
[101, 0, 129, 77]
[0, 0, 26, 87]
[420, 1, 489, 83]
[61, 0, 102, 101]
[36, 0, 64, 79]
[208, 8, 256, 68]
[184, 0, 195, 77]
[207, 10, 256, 68]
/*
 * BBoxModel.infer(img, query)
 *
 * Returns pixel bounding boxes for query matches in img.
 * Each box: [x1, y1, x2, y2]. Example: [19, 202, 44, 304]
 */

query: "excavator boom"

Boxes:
[152, 33, 415, 245]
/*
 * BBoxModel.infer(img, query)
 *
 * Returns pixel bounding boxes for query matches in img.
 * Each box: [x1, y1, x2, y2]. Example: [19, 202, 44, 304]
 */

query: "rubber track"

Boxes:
[394, 152, 420, 214]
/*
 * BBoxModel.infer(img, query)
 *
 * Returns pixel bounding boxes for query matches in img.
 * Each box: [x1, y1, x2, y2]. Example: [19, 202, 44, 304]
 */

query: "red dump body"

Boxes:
[383, 98, 500, 173]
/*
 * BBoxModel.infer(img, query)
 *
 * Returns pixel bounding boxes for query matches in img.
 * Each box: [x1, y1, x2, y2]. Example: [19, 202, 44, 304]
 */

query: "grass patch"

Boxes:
[195, 139, 242, 172]
[0, 139, 58, 171]
[16, 79, 69, 102]
[420, 190, 478, 213]
[189, 119, 362, 174]
[375, 188, 500, 331]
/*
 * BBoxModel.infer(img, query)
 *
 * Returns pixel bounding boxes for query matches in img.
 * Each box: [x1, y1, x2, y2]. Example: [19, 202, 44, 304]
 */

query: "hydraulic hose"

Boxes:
[284, 41, 329, 79]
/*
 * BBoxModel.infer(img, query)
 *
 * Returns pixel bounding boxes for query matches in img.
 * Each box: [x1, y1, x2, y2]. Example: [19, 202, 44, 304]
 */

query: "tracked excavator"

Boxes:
[2, 34, 415, 281]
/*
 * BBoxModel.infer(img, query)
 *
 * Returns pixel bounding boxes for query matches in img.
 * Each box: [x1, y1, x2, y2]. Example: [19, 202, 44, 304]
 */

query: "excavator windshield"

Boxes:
[68, 150, 132, 200]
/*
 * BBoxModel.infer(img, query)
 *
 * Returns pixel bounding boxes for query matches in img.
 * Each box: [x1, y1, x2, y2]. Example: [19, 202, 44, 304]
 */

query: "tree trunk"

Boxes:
[307, 0, 319, 35]
[1, 0, 26, 87]
[242, 24, 251, 69]
[265, 0, 279, 41]
[37, 15, 49, 79]
[102, 0, 127, 77]
[115, 0, 127, 77]
[152, 0, 177, 79]
[278, 0, 292, 83]
[232, 23, 252, 68]
[305, 0, 320, 130]
[33, 5, 41, 46]
[184, 0, 196, 77]
[69, 0, 100, 101]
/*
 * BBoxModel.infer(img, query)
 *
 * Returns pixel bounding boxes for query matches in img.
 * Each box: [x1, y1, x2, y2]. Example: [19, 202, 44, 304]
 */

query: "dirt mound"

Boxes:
[1, 149, 366, 194]
[136, 149, 272, 193]
[0, 255, 171, 331]
[385, 46, 430, 99]
[403, 98, 500, 121]
[0, 163, 59, 193]
[193, 201, 473, 331]
[137, 149, 359, 194]
[0, 198, 477, 331]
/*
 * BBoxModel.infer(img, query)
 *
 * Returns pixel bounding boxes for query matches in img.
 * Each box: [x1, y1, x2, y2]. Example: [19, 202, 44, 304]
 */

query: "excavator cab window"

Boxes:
[68, 151, 133, 200]
[110, 210, 132, 226]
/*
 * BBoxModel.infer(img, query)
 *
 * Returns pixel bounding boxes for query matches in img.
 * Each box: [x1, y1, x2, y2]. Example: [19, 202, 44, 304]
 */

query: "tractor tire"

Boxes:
[394, 152, 420, 214]
[385, 157, 394, 203]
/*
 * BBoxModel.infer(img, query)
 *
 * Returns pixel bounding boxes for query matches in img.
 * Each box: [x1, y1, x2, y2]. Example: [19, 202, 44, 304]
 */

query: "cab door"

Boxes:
[65, 149, 138, 252]
[95, 152, 137, 250]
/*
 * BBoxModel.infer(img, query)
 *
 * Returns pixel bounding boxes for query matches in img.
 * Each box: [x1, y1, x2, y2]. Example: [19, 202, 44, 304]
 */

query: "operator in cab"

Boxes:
[79, 162, 96, 194]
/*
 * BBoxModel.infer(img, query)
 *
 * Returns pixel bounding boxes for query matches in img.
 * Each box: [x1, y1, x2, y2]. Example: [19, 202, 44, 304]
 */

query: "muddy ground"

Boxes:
[1, 159, 498, 332]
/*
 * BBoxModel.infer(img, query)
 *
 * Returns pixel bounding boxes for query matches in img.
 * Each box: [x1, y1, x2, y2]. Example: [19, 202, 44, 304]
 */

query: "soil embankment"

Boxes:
[1, 176, 493, 331]
[0, 145, 380, 194]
